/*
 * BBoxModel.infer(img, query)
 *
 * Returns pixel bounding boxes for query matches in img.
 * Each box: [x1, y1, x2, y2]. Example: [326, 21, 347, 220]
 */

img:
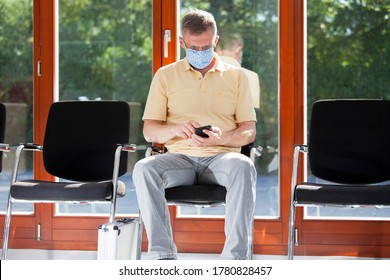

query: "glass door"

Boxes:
[178, 0, 280, 219]
[295, 0, 390, 257]
[0, 1, 34, 213]
[56, 0, 153, 217]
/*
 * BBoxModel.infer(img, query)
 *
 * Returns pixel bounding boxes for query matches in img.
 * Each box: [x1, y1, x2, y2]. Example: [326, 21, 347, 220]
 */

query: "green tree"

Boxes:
[307, 0, 390, 113]
[2, 0, 389, 149]
[0, 0, 33, 100]
[58, 0, 153, 104]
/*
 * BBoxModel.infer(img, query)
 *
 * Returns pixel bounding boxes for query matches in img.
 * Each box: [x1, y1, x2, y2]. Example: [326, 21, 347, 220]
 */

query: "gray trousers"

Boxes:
[133, 152, 256, 260]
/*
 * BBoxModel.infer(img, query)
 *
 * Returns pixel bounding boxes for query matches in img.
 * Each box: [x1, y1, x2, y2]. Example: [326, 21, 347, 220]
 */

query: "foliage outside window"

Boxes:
[307, 0, 390, 109]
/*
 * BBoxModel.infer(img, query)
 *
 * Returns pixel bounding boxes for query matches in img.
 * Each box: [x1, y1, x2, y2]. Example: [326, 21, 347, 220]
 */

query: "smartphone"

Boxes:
[195, 125, 212, 138]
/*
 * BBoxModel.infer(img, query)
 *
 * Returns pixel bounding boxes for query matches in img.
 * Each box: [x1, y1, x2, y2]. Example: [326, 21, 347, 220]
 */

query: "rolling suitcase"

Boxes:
[97, 217, 142, 260]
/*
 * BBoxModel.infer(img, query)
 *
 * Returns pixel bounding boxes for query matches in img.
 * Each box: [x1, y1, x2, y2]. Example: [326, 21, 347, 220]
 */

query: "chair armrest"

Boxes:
[22, 143, 43, 151]
[291, 144, 308, 194]
[10, 144, 42, 184]
[121, 144, 137, 152]
[250, 145, 263, 163]
[145, 144, 167, 157]
[0, 143, 10, 152]
[294, 144, 308, 153]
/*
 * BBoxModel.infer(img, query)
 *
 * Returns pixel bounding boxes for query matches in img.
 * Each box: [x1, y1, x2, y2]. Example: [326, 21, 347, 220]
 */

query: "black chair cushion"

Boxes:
[161, 143, 255, 206]
[43, 101, 130, 182]
[10, 180, 126, 201]
[295, 182, 390, 205]
[309, 100, 390, 184]
[165, 185, 227, 206]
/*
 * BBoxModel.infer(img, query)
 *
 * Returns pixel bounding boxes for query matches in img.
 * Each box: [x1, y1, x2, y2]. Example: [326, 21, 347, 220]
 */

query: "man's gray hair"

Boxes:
[181, 9, 217, 36]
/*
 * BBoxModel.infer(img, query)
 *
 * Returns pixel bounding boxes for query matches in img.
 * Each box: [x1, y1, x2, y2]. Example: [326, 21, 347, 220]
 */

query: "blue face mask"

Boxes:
[186, 47, 214, 69]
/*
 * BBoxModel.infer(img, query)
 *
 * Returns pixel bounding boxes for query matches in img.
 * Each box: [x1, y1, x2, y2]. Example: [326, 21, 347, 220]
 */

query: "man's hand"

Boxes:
[191, 126, 222, 147]
[191, 121, 256, 148]
[144, 119, 203, 143]
[171, 120, 201, 140]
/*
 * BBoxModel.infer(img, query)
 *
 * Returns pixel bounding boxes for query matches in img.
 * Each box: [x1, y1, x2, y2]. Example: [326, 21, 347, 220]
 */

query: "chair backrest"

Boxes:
[309, 99, 390, 184]
[0, 103, 6, 172]
[43, 101, 130, 182]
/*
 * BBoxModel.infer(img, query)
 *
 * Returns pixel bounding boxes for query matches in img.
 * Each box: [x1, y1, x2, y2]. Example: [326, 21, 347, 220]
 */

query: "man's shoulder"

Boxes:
[241, 67, 259, 79]
[218, 56, 240, 70]
[157, 59, 188, 73]
[218, 55, 259, 78]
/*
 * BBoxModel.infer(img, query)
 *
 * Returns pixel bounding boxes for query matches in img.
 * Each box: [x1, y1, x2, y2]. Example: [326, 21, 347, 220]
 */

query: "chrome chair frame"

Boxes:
[288, 144, 306, 260]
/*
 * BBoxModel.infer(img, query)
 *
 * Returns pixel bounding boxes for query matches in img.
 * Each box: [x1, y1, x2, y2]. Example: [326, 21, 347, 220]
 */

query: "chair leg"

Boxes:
[288, 202, 296, 260]
[136, 215, 143, 260]
[2, 197, 13, 260]
[249, 216, 254, 260]
[249, 236, 253, 259]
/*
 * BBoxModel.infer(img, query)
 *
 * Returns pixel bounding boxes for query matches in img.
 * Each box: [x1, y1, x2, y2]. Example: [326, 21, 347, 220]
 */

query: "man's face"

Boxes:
[180, 28, 219, 51]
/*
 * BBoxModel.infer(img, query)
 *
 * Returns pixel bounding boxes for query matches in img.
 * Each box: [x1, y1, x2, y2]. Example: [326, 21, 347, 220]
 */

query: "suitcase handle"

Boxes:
[118, 218, 135, 224]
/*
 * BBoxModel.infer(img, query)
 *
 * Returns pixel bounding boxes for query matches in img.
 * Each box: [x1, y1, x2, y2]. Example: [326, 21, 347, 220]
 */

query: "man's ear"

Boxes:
[179, 37, 186, 49]
[214, 35, 219, 46]
[236, 45, 244, 54]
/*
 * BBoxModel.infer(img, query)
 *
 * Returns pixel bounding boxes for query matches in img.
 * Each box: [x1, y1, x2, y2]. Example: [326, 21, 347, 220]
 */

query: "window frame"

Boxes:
[2, 0, 389, 257]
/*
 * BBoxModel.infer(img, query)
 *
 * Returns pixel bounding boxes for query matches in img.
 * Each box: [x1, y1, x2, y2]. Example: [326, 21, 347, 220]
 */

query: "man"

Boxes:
[133, 9, 257, 260]
[215, 31, 261, 108]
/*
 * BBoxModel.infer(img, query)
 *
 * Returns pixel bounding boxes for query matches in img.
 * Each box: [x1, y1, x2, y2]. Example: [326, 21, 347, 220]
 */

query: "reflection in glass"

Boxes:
[0, 0, 34, 213]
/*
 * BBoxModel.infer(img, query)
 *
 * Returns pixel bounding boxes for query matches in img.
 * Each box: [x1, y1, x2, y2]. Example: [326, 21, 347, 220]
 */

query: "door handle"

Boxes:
[164, 29, 171, 58]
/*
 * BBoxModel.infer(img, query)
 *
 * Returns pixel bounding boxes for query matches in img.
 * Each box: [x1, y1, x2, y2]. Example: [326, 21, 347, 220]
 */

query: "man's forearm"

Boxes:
[143, 121, 177, 144]
[219, 122, 256, 147]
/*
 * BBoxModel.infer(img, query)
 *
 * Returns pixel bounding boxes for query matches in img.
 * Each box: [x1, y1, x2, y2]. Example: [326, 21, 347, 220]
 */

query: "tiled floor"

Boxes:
[3, 249, 386, 260]
[4, 249, 388, 280]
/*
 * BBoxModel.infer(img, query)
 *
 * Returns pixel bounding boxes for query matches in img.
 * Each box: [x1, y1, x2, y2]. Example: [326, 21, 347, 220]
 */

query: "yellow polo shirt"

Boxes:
[143, 54, 256, 157]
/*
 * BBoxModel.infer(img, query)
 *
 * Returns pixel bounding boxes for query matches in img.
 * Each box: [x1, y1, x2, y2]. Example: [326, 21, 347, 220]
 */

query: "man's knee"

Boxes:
[133, 157, 156, 185]
[232, 155, 256, 177]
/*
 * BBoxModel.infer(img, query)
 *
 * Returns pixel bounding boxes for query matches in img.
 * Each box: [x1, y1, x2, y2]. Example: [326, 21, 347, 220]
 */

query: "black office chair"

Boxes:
[146, 142, 262, 258]
[288, 99, 390, 260]
[1, 101, 137, 260]
[161, 144, 262, 207]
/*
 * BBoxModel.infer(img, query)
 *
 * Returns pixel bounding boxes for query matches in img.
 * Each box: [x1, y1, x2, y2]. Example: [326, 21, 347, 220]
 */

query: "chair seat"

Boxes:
[295, 182, 390, 205]
[10, 179, 126, 201]
[165, 184, 227, 206]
